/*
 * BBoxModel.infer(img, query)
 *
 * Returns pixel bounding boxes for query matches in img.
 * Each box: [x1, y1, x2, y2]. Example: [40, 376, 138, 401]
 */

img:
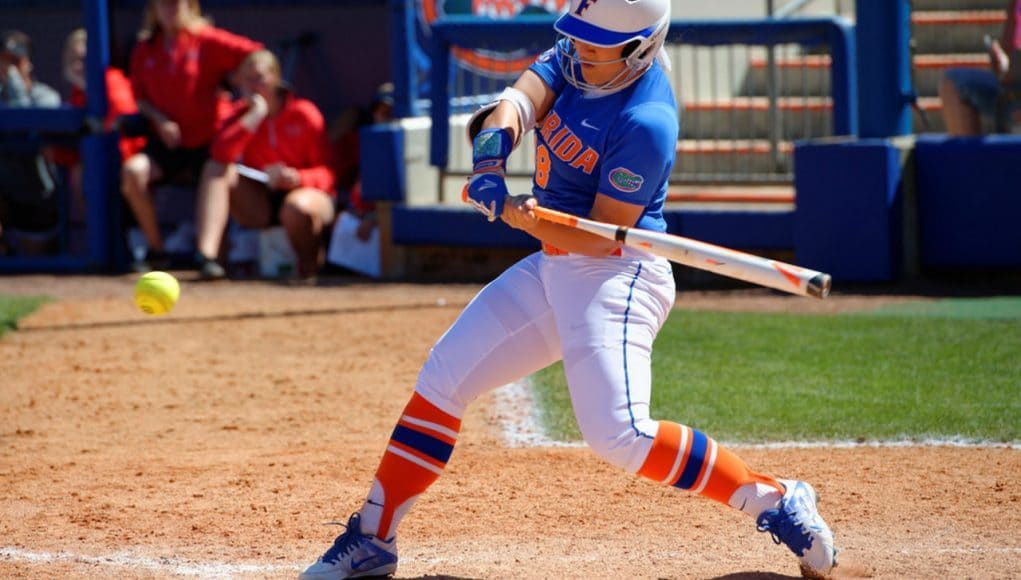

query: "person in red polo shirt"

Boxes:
[122, 0, 260, 273]
[195, 49, 335, 280]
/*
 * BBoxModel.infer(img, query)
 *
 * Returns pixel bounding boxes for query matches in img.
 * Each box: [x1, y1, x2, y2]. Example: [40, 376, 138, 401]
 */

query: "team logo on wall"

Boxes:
[419, 0, 569, 78]
[609, 167, 645, 193]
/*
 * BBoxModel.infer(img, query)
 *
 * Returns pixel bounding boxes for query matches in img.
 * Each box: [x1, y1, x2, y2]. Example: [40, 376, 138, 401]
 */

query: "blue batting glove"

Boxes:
[463, 172, 509, 222]
[463, 128, 513, 222]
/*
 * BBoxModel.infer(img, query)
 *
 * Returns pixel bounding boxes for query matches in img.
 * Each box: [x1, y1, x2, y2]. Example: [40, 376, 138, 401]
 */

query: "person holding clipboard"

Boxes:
[195, 49, 335, 280]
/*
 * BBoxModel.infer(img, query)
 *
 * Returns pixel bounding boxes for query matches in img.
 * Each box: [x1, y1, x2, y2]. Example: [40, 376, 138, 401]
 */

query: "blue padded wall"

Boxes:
[914, 135, 1021, 268]
[359, 125, 405, 203]
[794, 139, 904, 282]
[392, 206, 538, 249]
[664, 211, 794, 251]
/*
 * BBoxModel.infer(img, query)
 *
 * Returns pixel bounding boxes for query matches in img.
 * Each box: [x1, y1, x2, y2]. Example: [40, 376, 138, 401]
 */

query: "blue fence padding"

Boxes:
[794, 139, 904, 282]
[391, 206, 792, 251]
[360, 124, 406, 203]
[392, 206, 539, 248]
[80, 132, 121, 269]
[664, 210, 794, 250]
[0, 108, 88, 133]
[0, 255, 94, 272]
[429, 16, 857, 168]
[914, 135, 1021, 268]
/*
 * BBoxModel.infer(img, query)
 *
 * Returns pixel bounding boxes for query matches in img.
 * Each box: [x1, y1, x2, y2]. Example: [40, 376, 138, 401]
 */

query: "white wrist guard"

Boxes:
[466, 86, 536, 148]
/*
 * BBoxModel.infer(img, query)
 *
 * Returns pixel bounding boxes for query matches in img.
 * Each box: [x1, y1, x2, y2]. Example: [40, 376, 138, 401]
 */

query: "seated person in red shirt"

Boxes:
[195, 49, 336, 279]
[122, 0, 261, 273]
[57, 28, 147, 219]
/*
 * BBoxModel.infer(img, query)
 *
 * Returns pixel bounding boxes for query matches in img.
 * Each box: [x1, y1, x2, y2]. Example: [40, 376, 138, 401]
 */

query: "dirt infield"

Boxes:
[1, 275, 1018, 579]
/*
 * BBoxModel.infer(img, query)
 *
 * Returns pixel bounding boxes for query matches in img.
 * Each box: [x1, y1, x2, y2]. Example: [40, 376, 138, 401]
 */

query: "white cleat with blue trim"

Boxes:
[756, 479, 837, 579]
[300, 513, 398, 579]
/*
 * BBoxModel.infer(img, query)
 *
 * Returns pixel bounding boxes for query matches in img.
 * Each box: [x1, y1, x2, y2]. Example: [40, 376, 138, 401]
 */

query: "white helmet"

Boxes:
[553, 0, 670, 95]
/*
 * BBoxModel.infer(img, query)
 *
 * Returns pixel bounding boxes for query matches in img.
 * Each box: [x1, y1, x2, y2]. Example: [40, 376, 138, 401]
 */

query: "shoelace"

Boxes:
[756, 502, 813, 556]
[320, 515, 369, 564]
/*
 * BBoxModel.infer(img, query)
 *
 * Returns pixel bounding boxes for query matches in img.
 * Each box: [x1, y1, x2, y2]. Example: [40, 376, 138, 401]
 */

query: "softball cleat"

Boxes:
[756, 479, 837, 579]
[300, 512, 398, 579]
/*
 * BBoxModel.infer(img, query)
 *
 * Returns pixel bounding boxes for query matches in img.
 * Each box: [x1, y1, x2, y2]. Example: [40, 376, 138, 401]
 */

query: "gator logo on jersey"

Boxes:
[419, 0, 569, 78]
[609, 167, 644, 193]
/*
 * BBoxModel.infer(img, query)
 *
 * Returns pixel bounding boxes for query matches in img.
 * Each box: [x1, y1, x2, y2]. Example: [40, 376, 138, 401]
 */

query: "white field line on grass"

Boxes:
[493, 380, 1019, 450]
[0, 547, 300, 577]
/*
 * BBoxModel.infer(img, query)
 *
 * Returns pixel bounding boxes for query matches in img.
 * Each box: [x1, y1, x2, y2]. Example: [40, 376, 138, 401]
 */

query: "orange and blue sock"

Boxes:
[637, 421, 783, 516]
[359, 392, 461, 539]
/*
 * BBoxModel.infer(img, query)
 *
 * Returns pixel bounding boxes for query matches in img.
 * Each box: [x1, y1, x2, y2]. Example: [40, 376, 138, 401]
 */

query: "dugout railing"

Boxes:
[0, 0, 119, 273]
[427, 16, 857, 193]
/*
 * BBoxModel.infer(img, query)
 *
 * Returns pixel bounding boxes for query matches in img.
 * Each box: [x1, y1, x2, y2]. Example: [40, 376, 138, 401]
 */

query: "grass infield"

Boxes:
[532, 305, 1021, 443]
[0, 294, 46, 337]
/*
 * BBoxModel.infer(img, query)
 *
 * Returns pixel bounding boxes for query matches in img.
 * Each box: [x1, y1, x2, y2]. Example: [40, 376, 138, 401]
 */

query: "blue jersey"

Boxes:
[528, 42, 678, 232]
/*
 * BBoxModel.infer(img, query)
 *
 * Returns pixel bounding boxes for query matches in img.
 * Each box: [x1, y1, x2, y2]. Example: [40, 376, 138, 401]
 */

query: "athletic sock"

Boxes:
[358, 392, 461, 539]
[728, 481, 784, 518]
[636, 421, 783, 510]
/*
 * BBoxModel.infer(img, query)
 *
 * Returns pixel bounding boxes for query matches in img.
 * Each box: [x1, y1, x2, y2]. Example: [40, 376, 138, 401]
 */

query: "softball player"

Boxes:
[301, 0, 837, 577]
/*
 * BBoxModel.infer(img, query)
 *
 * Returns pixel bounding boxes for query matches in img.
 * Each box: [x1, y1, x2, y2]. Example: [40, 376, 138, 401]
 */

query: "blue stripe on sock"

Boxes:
[674, 429, 708, 489]
[391, 424, 454, 464]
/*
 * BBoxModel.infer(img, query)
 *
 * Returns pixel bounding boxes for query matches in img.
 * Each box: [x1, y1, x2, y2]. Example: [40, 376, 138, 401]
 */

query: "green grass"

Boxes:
[0, 294, 48, 337]
[856, 296, 1021, 320]
[532, 309, 1021, 443]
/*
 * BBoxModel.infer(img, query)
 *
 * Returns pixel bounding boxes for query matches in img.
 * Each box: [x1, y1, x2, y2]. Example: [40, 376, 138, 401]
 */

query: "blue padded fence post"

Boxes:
[392, 0, 418, 118]
[83, 0, 114, 269]
[827, 18, 858, 136]
[429, 33, 451, 169]
[856, 0, 912, 137]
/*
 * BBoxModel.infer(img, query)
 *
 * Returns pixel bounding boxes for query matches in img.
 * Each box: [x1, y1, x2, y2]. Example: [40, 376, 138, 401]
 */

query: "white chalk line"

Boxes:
[491, 378, 584, 448]
[492, 380, 1019, 450]
[0, 546, 301, 577]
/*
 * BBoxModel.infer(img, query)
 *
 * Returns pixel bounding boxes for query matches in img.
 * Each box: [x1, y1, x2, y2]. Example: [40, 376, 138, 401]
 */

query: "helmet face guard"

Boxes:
[553, 0, 669, 96]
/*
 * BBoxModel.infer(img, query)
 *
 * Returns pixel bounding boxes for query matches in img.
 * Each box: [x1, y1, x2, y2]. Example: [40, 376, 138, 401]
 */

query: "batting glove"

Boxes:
[463, 128, 512, 222]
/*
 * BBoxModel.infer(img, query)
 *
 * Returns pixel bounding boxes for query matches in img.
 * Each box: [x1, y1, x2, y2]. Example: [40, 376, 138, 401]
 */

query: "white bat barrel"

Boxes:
[622, 228, 831, 299]
[532, 207, 832, 299]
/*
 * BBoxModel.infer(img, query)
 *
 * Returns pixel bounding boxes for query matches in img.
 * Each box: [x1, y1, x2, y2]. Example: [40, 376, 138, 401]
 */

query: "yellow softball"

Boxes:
[134, 271, 180, 316]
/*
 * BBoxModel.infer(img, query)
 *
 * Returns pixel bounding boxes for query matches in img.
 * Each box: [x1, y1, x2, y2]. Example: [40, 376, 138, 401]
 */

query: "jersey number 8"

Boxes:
[535, 144, 551, 189]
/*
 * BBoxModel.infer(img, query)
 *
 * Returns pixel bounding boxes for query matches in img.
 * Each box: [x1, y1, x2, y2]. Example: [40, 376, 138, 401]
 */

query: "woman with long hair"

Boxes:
[122, 0, 260, 274]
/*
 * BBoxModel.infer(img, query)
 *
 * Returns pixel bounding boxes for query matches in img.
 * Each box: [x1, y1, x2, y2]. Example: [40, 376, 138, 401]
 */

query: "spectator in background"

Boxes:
[195, 49, 335, 280]
[940, 0, 1021, 135]
[122, 0, 261, 273]
[0, 29, 60, 107]
[55, 28, 146, 222]
[327, 82, 396, 244]
[0, 29, 61, 255]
